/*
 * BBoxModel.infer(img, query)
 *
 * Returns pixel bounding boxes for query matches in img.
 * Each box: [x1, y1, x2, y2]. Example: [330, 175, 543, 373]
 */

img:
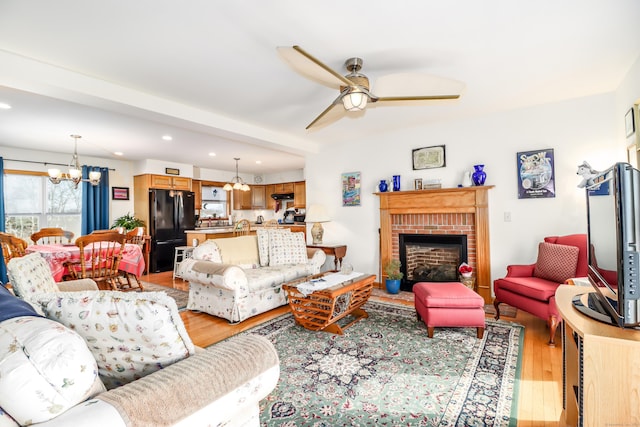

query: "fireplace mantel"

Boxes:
[376, 186, 494, 302]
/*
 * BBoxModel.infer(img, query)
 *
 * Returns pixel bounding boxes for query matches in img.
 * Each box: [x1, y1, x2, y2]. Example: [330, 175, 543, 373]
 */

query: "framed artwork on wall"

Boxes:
[112, 187, 130, 200]
[626, 108, 635, 138]
[412, 145, 446, 170]
[341, 172, 361, 206]
[517, 148, 555, 199]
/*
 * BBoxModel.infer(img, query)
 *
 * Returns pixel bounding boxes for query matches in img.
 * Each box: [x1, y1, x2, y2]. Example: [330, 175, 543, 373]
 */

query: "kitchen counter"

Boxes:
[186, 223, 307, 245]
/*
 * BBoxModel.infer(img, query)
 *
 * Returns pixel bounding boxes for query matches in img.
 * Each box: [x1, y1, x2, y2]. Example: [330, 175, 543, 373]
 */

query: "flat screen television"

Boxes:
[573, 162, 640, 328]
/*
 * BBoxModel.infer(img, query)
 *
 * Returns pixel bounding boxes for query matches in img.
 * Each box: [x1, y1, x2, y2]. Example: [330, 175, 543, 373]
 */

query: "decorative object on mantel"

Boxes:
[458, 262, 473, 278]
[378, 180, 388, 192]
[517, 148, 556, 199]
[461, 171, 472, 187]
[414, 178, 423, 190]
[576, 161, 600, 188]
[383, 259, 403, 294]
[305, 204, 330, 245]
[412, 145, 446, 170]
[392, 175, 401, 191]
[222, 158, 250, 192]
[341, 172, 361, 206]
[48, 134, 101, 188]
[471, 164, 486, 186]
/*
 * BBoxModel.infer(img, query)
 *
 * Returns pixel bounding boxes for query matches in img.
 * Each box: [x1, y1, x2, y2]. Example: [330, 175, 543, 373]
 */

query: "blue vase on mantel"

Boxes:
[472, 165, 486, 186]
[379, 180, 388, 192]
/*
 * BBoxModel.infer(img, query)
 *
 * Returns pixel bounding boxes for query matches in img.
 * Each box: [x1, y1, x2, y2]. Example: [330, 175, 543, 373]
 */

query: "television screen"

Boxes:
[580, 162, 640, 328]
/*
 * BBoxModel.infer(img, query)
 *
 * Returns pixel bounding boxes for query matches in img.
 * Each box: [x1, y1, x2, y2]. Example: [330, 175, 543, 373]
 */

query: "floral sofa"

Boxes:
[0, 285, 279, 427]
[180, 229, 326, 323]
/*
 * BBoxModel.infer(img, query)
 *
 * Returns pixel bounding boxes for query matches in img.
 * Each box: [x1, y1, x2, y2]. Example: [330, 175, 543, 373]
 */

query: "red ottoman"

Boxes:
[414, 282, 486, 338]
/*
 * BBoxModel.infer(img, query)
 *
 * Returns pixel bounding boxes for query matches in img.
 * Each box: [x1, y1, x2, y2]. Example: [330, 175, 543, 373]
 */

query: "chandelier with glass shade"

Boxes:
[223, 158, 250, 192]
[47, 135, 101, 187]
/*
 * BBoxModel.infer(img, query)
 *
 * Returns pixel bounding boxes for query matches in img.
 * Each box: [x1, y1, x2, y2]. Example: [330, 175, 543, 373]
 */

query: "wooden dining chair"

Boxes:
[30, 227, 74, 244]
[92, 227, 125, 234]
[263, 219, 281, 228]
[65, 232, 127, 291]
[234, 219, 251, 236]
[119, 227, 148, 291]
[0, 232, 29, 264]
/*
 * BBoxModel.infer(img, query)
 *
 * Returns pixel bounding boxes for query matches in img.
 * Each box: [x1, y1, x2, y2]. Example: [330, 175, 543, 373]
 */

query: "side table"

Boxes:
[306, 244, 347, 270]
[173, 246, 195, 279]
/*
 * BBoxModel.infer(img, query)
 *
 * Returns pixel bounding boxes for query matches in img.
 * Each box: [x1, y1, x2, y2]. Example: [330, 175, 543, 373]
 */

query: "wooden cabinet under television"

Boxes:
[557, 285, 640, 426]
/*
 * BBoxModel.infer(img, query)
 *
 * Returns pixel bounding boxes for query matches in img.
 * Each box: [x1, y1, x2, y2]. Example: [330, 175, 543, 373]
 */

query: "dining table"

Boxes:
[26, 243, 146, 282]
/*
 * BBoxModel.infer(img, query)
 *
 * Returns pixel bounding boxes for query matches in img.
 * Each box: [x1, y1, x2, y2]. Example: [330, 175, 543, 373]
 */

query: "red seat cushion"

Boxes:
[494, 276, 560, 302]
[533, 242, 579, 283]
[414, 282, 484, 308]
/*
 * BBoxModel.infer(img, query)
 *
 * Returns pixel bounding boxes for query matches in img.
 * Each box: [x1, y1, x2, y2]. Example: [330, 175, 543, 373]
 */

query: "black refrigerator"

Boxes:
[149, 189, 195, 273]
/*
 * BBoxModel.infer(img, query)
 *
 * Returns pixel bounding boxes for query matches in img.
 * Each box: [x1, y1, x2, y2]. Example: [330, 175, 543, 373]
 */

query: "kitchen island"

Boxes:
[186, 223, 306, 245]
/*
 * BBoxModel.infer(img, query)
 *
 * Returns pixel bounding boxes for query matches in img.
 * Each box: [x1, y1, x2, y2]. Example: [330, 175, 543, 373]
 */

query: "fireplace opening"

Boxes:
[399, 234, 468, 292]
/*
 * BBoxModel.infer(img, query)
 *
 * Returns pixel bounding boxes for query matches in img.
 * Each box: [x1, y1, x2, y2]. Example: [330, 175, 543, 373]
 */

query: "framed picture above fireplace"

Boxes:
[412, 145, 446, 170]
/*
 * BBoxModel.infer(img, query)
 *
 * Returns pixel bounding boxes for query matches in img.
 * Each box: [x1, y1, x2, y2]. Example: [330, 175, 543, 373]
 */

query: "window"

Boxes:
[4, 172, 82, 241]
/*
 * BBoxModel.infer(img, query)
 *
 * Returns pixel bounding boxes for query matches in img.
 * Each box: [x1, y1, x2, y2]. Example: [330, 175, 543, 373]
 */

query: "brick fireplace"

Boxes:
[376, 187, 493, 303]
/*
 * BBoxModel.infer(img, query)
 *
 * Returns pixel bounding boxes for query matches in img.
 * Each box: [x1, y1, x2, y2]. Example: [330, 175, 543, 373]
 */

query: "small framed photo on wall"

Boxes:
[112, 187, 130, 200]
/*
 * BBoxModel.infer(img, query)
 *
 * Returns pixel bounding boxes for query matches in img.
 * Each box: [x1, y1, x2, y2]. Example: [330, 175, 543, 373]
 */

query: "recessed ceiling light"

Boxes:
[114, 152, 124, 156]
[0, 103, 12, 110]
[162, 135, 172, 141]
[256, 160, 262, 164]
[208, 152, 216, 157]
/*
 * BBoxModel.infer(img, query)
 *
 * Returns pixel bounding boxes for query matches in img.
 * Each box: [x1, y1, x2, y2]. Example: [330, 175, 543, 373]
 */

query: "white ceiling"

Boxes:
[1, 0, 639, 174]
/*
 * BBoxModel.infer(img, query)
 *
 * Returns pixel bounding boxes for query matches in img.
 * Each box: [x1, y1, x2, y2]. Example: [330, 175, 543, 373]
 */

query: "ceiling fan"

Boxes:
[277, 45, 465, 130]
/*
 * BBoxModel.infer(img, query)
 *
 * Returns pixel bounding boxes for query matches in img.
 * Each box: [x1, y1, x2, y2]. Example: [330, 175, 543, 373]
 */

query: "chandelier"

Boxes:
[223, 158, 250, 192]
[48, 135, 101, 188]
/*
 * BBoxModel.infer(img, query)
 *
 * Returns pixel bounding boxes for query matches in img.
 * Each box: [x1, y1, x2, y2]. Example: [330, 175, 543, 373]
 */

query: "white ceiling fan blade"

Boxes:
[374, 72, 466, 98]
[277, 46, 353, 89]
[306, 91, 350, 130]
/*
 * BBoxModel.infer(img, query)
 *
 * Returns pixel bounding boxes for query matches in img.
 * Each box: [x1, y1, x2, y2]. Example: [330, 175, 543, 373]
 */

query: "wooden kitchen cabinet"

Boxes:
[293, 181, 306, 208]
[252, 185, 266, 209]
[147, 174, 192, 191]
[233, 188, 253, 210]
[193, 180, 202, 209]
[273, 182, 294, 193]
[266, 184, 275, 210]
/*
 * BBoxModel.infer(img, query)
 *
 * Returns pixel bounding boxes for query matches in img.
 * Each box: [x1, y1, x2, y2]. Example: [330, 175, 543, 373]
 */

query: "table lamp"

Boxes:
[305, 204, 330, 245]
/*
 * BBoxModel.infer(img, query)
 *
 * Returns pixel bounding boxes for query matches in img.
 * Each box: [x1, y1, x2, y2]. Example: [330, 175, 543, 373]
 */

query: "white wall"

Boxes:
[304, 87, 634, 283]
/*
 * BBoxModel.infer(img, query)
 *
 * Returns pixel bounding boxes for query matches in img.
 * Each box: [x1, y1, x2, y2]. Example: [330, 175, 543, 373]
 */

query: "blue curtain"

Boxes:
[0, 158, 6, 285]
[81, 166, 110, 235]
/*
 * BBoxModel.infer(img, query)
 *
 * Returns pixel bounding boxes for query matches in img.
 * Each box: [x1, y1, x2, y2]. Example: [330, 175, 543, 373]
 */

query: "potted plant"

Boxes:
[384, 259, 403, 294]
[112, 213, 145, 231]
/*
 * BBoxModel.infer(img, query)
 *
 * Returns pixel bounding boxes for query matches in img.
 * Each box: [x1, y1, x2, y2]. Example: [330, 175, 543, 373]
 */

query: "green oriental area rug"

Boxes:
[246, 301, 523, 427]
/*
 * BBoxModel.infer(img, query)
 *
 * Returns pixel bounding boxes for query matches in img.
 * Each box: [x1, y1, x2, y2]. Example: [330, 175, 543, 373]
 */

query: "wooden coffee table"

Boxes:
[282, 271, 375, 335]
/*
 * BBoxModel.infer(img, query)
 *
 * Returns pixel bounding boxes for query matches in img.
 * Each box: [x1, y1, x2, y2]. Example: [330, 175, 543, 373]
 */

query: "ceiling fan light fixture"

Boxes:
[342, 90, 368, 111]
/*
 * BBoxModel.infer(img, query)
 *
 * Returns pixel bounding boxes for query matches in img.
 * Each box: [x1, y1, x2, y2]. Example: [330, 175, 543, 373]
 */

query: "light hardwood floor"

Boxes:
[145, 271, 564, 426]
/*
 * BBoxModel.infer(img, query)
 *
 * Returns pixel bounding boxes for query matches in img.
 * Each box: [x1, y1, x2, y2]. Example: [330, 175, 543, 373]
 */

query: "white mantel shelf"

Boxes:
[376, 186, 494, 303]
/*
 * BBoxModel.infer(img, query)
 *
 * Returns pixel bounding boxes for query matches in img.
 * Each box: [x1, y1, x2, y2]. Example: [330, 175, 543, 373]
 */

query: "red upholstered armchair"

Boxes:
[493, 234, 587, 346]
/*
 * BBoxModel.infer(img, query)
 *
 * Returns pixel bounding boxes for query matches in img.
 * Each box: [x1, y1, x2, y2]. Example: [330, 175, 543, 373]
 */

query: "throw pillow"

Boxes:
[256, 228, 290, 266]
[34, 290, 196, 390]
[6, 252, 58, 299]
[0, 316, 105, 425]
[192, 240, 223, 263]
[269, 232, 308, 266]
[0, 285, 41, 322]
[214, 235, 260, 268]
[533, 242, 580, 283]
